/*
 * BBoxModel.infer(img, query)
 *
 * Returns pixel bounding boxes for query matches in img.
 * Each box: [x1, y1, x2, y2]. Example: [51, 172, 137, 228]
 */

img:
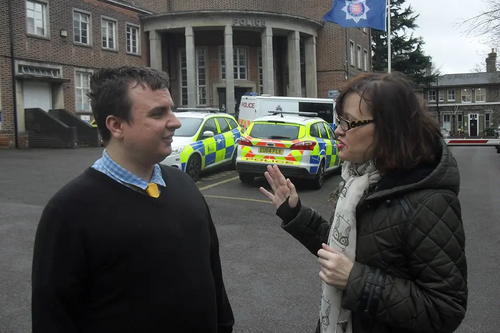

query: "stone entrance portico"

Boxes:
[142, 11, 323, 114]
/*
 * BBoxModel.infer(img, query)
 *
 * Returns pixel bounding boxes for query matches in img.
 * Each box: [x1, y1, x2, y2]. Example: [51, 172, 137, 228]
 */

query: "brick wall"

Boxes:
[0, 0, 149, 148]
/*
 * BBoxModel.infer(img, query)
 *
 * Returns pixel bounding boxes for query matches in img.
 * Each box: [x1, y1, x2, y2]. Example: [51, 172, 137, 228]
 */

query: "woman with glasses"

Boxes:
[260, 72, 467, 333]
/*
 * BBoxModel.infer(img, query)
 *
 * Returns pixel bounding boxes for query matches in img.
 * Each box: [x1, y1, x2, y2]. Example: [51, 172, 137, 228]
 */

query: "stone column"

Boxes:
[185, 26, 196, 107]
[305, 35, 317, 98]
[224, 24, 235, 114]
[261, 26, 275, 95]
[287, 31, 301, 97]
[149, 30, 162, 71]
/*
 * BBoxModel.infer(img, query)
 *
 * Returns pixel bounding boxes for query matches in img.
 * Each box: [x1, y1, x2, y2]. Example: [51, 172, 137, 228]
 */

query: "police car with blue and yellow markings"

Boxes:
[236, 112, 341, 189]
[160, 108, 242, 181]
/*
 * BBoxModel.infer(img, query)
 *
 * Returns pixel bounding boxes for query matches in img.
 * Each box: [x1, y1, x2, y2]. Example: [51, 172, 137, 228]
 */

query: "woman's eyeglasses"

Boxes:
[336, 117, 374, 131]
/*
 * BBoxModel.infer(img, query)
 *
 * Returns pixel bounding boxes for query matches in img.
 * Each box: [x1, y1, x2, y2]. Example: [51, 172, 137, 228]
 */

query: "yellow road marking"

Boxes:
[204, 195, 272, 204]
[198, 176, 239, 191]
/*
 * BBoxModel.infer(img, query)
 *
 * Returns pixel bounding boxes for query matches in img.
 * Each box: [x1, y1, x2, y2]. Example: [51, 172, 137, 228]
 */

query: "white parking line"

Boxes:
[198, 176, 239, 191]
[204, 195, 272, 204]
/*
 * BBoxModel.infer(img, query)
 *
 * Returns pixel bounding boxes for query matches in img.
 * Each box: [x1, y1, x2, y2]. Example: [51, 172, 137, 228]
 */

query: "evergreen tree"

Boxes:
[372, 0, 437, 87]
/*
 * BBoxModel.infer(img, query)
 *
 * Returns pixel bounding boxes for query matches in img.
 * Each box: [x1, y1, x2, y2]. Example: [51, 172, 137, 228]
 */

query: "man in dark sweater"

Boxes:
[32, 66, 234, 332]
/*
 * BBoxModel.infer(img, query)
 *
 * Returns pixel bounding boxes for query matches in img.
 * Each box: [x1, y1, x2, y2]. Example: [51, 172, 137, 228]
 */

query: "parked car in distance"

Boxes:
[236, 111, 341, 189]
[160, 108, 242, 181]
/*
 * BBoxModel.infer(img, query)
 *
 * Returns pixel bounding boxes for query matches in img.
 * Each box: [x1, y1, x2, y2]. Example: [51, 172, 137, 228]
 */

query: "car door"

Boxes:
[221, 117, 241, 161]
[198, 118, 218, 168]
[316, 122, 331, 168]
[214, 117, 231, 164]
[323, 123, 340, 168]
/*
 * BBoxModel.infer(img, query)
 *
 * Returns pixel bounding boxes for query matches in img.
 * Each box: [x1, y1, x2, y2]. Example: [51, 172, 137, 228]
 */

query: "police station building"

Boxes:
[139, 0, 372, 114]
[0, 0, 371, 148]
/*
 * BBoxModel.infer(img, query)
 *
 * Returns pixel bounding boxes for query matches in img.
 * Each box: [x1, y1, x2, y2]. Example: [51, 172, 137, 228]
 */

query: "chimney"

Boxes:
[486, 48, 497, 72]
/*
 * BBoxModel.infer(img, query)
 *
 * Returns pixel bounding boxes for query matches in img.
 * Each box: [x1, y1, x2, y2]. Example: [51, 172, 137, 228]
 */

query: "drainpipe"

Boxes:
[8, 0, 19, 148]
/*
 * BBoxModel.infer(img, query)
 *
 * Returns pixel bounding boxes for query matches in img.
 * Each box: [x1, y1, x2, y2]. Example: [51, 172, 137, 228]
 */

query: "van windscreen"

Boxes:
[250, 123, 301, 140]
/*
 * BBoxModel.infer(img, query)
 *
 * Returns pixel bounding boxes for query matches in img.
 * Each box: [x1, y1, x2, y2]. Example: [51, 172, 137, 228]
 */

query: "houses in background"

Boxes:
[423, 49, 500, 138]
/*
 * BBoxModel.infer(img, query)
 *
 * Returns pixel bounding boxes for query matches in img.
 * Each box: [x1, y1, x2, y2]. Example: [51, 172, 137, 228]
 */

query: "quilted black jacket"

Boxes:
[278, 140, 467, 333]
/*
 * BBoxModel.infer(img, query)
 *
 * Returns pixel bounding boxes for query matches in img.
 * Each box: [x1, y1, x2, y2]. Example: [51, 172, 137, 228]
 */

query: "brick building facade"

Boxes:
[0, 0, 370, 148]
[423, 49, 500, 137]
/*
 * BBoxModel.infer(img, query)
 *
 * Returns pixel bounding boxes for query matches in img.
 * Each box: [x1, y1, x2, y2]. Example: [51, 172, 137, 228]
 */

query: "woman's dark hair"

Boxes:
[335, 72, 441, 172]
[88, 66, 170, 143]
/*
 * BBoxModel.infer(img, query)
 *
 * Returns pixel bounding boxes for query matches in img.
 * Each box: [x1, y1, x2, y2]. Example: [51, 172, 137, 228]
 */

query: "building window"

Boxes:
[442, 114, 451, 131]
[447, 89, 455, 102]
[428, 90, 436, 102]
[179, 48, 207, 106]
[179, 50, 188, 106]
[196, 48, 207, 105]
[485, 113, 491, 128]
[234, 48, 247, 80]
[461, 88, 472, 103]
[73, 11, 90, 45]
[126, 24, 140, 55]
[439, 90, 444, 102]
[101, 18, 116, 50]
[259, 48, 264, 93]
[357, 45, 362, 69]
[26, 1, 47, 37]
[475, 88, 486, 102]
[75, 71, 91, 111]
[457, 114, 463, 130]
[220, 47, 248, 80]
[363, 49, 368, 71]
[349, 41, 355, 66]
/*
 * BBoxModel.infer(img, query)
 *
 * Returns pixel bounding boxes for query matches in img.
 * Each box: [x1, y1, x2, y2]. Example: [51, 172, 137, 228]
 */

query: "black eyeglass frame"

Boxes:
[335, 116, 374, 131]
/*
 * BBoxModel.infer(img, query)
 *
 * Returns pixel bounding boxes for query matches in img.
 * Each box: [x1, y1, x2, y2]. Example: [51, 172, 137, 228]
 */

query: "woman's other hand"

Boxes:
[260, 165, 299, 208]
[317, 243, 354, 290]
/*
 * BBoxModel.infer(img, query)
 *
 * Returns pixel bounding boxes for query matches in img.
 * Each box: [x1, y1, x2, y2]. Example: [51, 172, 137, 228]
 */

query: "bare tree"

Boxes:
[462, 0, 500, 46]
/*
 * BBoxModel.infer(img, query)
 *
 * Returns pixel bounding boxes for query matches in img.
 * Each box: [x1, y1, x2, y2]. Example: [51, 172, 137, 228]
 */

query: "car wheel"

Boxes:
[186, 155, 202, 182]
[239, 173, 254, 184]
[312, 161, 325, 189]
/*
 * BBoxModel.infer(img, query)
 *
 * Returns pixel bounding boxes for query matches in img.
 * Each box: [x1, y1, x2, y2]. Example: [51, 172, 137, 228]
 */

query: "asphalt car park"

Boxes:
[0, 147, 499, 332]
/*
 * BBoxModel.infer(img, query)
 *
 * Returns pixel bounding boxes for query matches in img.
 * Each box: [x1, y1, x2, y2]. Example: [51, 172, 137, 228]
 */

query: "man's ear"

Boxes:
[106, 115, 125, 140]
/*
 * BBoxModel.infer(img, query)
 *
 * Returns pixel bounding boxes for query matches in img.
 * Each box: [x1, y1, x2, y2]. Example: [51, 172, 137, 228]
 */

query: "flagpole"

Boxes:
[387, 0, 391, 73]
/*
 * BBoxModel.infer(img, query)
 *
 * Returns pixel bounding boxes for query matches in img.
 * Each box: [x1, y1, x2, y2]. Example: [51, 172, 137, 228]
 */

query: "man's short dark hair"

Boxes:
[88, 66, 170, 143]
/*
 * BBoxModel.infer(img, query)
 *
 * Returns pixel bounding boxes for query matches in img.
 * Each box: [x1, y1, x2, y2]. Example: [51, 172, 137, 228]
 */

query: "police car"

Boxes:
[161, 108, 242, 181]
[236, 112, 341, 189]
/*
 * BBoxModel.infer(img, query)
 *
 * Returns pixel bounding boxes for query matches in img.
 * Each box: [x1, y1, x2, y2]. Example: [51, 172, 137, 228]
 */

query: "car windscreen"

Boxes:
[175, 117, 203, 137]
[249, 122, 301, 140]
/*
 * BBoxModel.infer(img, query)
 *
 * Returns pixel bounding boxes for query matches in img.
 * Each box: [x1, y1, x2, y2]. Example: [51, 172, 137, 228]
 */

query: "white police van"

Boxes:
[237, 95, 336, 132]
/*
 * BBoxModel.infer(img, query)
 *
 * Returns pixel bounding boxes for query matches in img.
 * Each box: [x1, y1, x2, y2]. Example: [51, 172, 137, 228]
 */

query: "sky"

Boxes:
[406, 0, 491, 74]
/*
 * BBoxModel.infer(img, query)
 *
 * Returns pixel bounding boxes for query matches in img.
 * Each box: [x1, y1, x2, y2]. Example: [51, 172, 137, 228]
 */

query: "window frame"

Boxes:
[485, 113, 491, 128]
[101, 16, 118, 51]
[74, 69, 93, 112]
[447, 89, 455, 102]
[26, 0, 49, 38]
[428, 90, 436, 102]
[196, 47, 208, 106]
[179, 49, 188, 106]
[125, 23, 140, 55]
[73, 9, 91, 46]
[475, 88, 486, 103]
[220, 46, 249, 80]
[363, 49, 368, 71]
[461, 88, 472, 103]
[357, 45, 362, 69]
[349, 40, 355, 66]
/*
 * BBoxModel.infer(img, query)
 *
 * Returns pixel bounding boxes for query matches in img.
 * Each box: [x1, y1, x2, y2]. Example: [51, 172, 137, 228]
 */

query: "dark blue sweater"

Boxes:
[32, 166, 234, 333]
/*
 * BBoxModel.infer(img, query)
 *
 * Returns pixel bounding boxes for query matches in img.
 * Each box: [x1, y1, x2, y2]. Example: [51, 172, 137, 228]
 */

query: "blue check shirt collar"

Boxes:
[92, 149, 166, 190]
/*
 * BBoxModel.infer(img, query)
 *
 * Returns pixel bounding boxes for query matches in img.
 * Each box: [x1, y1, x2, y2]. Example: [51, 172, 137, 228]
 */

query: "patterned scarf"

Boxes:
[320, 160, 381, 333]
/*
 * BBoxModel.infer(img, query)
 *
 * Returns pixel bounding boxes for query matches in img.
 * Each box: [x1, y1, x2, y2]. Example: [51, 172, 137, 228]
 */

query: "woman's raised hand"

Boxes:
[259, 165, 299, 209]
